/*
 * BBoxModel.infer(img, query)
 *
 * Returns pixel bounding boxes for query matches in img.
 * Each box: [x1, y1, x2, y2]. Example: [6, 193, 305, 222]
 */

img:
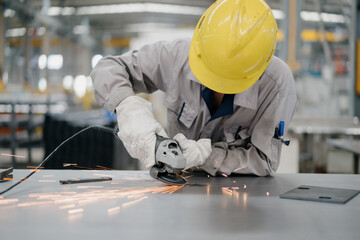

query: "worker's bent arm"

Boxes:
[90, 40, 181, 114]
[201, 79, 297, 177]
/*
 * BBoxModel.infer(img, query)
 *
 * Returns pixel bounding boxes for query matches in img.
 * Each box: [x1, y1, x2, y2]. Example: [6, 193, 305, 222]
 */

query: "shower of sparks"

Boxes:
[76, 185, 104, 189]
[243, 192, 248, 207]
[182, 174, 193, 179]
[68, 208, 83, 214]
[36, 194, 62, 199]
[221, 173, 228, 178]
[110, 181, 125, 185]
[107, 206, 120, 215]
[59, 204, 76, 210]
[37, 180, 56, 183]
[17, 201, 52, 207]
[243, 184, 247, 189]
[222, 187, 233, 194]
[0, 199, 19, 205]
[1, 153, 25, 158]
[221, 187, 233, 197]
[96, 165, 114, 170]
[122, 196, 148, 208]
[234, 166, 247, 172]
[206, 184, 210, 196]
[1, 185, 184, 212]
[63, 163, 77, 167]
[127, 194, 146, 199]
[78, 198, 99, 205]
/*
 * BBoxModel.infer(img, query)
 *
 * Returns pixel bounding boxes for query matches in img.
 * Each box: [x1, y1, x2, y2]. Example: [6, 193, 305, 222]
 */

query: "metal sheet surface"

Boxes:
[280, 185, 360, 204]
[0, 170, 360, 240]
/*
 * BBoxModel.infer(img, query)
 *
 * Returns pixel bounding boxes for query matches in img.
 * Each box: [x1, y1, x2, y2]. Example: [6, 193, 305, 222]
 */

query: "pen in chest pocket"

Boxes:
[274, 121, 290, 146]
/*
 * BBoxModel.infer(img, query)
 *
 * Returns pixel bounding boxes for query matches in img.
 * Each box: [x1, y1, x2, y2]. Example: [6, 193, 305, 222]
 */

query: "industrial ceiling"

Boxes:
[1, 0, 353, 50]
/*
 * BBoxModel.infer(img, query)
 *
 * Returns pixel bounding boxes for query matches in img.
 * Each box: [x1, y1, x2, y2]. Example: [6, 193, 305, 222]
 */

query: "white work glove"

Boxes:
[173, 133, 212, 170]
[115, 96, 168, 169]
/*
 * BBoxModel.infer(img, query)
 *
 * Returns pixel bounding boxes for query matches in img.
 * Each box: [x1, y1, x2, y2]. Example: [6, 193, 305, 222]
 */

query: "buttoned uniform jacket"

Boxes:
[90, 39, 297, 176]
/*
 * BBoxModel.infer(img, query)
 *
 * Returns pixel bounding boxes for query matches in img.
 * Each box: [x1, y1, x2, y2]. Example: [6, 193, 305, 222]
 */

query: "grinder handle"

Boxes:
[155, 134, 169, 152]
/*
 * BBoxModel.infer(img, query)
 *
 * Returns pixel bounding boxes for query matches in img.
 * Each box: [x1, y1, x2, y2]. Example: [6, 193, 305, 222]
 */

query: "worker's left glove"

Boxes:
[173, 133, 212, 170]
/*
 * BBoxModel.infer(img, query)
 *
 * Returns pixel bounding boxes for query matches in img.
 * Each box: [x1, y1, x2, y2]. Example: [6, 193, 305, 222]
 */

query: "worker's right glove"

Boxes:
[173, 133, 212, 170]
[115, 96, 168, 169]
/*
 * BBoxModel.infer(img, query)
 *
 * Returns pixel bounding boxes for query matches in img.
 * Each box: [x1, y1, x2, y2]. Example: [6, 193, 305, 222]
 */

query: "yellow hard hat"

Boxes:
[189, 0, 278, 94]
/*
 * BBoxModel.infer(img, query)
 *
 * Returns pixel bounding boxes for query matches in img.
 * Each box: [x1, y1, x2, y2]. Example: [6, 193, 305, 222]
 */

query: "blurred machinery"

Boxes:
[42, 110, 115, 169]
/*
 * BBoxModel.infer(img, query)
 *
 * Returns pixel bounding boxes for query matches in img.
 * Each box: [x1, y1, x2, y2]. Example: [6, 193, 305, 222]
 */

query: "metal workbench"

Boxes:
[326, 139, 360, 174]
[0, 170, 359, 240]
[288, 117, 360, 172]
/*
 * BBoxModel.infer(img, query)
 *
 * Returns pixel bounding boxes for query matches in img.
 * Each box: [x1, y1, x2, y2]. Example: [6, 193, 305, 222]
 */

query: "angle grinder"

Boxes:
[114, 125, 187, 185]
[149, 135, 187, 185]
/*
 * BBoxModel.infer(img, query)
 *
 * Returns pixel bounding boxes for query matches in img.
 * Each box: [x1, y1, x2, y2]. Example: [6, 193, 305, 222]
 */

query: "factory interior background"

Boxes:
[1, 0, 360, 175]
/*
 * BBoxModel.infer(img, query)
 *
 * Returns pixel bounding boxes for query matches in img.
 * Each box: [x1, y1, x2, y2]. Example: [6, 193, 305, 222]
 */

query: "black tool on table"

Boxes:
[60, 177, 112, 184]
[0, 167, 13, 182]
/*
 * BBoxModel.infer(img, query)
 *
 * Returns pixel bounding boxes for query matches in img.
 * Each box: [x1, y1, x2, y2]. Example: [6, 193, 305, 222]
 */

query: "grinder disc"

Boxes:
[157, 172, 187, 186]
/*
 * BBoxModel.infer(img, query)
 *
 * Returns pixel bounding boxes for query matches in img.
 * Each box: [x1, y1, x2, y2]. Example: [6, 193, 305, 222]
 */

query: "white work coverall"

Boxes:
[90, 39, 297, 176]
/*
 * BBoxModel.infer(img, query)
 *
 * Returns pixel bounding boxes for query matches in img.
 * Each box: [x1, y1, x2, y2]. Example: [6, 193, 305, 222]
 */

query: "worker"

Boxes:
[90, 0, 297, 176]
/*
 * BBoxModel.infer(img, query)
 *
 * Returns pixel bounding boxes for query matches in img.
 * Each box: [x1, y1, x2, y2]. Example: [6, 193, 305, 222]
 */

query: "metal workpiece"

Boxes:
[0, 170, 359, 240]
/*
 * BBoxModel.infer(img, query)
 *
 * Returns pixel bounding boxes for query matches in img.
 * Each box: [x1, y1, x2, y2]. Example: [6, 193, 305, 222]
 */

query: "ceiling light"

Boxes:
[6, 28, 26, 37]
[63, 75, 74, 90]
[91, 55, 103, 68]
[73, 75, 87, 98]
[37, 27, 46, 36]
[73, 25, 88, 35]
[38, 55, 47, 70]
[47, 7, 62, 16]
[4, 9, 15, 18]
[301, 11, 345, 23]
[76, 3, 205, 16]
[272, 9, 284, 20]
[38, 78, 47, 92]
[47, 54, 63, 70]
[61, 7, 76, 15]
